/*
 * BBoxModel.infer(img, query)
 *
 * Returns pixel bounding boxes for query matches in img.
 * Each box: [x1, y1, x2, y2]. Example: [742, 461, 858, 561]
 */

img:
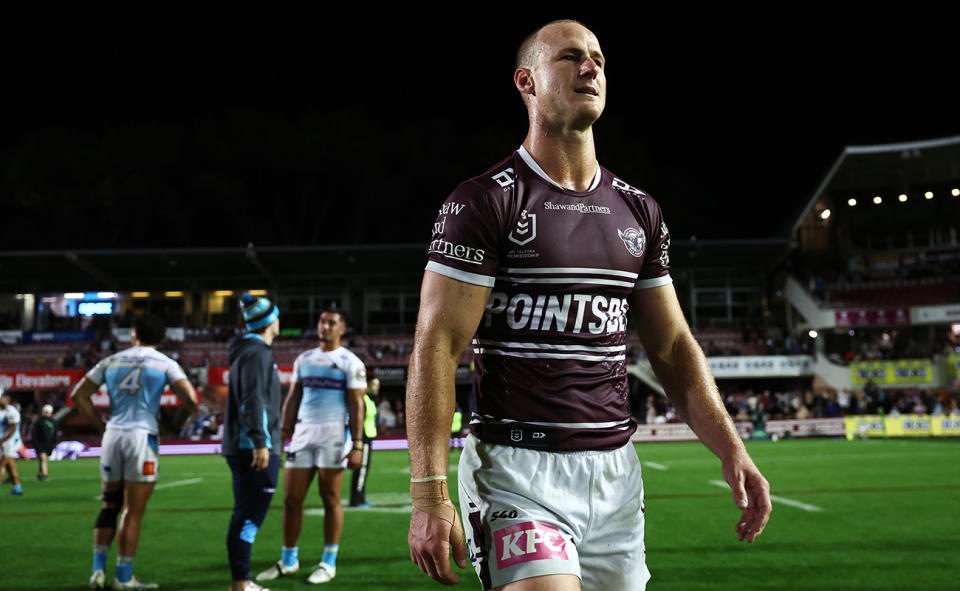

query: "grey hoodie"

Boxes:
[222, 333, 283, 457]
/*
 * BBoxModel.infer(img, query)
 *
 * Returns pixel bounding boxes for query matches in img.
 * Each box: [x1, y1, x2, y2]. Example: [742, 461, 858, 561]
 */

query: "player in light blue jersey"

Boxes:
[72, 314, 198, 590]
[0, 388, 24, 496]
[256, 310, 367, 585]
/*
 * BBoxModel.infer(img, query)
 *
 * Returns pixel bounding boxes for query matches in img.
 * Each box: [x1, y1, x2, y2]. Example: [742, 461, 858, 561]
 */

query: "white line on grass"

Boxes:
[643, 462, 668, 471]
[155, 478, 203, 490]
[91, 477, 203, 500]
[387, 465, 460, 474]
[305, 506, 413, 515]
[708, 480, 824, 512]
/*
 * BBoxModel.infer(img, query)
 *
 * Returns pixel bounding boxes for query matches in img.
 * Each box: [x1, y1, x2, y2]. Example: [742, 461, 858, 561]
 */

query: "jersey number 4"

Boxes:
[117, 367, 143, 396]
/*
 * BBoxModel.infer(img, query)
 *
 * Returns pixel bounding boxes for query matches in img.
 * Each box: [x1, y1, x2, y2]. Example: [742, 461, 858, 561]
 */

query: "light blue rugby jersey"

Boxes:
[293, 346, 367, 424]
[1, 405, 21, 443]
[85, 346, 187, 433]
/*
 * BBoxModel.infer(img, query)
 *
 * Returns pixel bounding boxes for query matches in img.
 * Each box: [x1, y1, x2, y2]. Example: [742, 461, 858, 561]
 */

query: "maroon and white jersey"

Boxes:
[426, 147, 672, 451]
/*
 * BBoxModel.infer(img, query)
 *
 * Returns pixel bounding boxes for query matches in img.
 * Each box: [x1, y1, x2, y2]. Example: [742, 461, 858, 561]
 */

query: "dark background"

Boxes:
[3, 5, 958, 250]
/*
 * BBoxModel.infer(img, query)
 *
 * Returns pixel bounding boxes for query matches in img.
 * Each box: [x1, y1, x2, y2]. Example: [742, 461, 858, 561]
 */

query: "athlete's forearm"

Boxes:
[347, 388, 365, 442]
[406, 333, 460, 479]
[649, 331, 746, 463]
[75, 398, 105, 432]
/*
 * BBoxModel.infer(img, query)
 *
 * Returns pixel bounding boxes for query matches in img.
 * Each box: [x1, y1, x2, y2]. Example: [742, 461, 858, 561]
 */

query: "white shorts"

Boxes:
[286, 421, 348, 469]
[1, 436, 21, 458]
[100, 428, 159, 483]
[458, 434, 650, 591]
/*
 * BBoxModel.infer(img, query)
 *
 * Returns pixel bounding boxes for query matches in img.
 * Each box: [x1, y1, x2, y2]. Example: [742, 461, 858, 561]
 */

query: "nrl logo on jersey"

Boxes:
[509, 210, 537, 246]
[618, 227, 645, 257]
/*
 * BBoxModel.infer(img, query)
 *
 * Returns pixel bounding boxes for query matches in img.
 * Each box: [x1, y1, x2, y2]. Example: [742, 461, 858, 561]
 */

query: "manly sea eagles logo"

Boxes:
[618, 227, 646, 257]
[509, 210, 537, 246]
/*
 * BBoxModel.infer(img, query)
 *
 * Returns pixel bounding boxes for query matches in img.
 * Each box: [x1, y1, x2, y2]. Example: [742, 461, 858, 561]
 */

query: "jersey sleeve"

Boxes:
[635, 199, 673, 289]
[291, 353, 304, 383]
[84, 358, 109, 386]
[165, 358, 188, 384]
[425, 181, 503, 287]
[346, 354, 367, 390]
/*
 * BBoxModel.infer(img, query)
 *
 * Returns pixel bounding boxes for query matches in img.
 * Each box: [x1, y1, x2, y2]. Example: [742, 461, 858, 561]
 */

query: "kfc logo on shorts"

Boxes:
[142, 461, 156, 476]
[495, 521, 568, 568]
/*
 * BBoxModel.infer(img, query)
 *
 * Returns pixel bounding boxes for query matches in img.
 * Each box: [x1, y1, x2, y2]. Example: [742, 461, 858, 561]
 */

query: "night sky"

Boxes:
[4, 5, 958, 250]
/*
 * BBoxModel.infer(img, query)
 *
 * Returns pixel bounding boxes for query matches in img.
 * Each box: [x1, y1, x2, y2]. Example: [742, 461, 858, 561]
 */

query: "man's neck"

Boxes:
[319, 340, 340, 353]
[521, 124, 597, 191]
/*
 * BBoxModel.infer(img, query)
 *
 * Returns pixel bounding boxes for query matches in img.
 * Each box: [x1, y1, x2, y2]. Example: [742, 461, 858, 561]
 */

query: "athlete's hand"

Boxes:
[341, 448, 363, 470]
[409, 506, 468, 585]
[251, 447, 270, 471]
[721, 451, 772, 543]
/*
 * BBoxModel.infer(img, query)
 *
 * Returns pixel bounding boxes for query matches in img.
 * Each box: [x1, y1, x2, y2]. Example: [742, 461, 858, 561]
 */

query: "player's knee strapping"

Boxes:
[410, 476, 464, 547]
[95, 487, 124, 529]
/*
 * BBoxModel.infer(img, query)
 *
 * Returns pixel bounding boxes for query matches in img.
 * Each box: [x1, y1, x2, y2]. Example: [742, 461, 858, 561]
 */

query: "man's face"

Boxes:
[267, 318, 281, 339]
[0, 396, 8, 409]
[317, 313, 345, 345]
[525, 22, 606, 129]
[369, 378, 381, 395]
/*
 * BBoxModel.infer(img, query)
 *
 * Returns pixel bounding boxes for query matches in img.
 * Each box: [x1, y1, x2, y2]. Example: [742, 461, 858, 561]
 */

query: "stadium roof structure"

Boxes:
[792, 134, 960, 236]
[0, 238, 791, 295]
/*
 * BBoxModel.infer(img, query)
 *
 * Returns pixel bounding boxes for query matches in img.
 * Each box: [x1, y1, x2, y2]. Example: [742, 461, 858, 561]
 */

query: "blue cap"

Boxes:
[240, 293, 279, 331]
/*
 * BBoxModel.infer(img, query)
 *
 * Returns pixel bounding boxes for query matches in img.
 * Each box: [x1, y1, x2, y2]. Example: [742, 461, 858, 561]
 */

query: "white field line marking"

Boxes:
[155, 477, 203, 490]
[305, 506, 412, 515]
[708, 480, 823, 512]
[387, 465, 459, 474]
[91, 477, 203, 500]
[663, 450, 948, 466]
[643, 462, 668, 470]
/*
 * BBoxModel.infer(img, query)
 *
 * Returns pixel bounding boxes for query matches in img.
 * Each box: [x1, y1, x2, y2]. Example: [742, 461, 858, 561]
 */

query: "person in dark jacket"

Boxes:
[31, 404, 57, 481]
[224, 293, 283, 591]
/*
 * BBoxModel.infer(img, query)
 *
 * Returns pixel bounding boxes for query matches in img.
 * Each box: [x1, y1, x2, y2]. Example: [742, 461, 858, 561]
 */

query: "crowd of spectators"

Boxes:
[825, 328, 958, 366]
[640, 382, 960, 426]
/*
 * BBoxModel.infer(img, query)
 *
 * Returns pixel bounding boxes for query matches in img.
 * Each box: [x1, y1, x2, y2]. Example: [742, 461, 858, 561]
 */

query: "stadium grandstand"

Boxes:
[1, 136, 958, 446]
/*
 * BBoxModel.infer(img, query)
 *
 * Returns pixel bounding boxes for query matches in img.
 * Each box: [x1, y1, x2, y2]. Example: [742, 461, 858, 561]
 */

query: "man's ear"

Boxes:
[514, 68, 536, 96]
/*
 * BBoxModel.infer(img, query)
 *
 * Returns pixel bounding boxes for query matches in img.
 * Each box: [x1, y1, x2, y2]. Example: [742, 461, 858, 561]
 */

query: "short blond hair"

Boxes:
[515, 19, 590, 69]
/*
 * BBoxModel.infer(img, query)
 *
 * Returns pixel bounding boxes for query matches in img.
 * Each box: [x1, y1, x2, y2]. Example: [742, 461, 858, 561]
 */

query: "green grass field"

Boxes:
[2, 438, 958, 590]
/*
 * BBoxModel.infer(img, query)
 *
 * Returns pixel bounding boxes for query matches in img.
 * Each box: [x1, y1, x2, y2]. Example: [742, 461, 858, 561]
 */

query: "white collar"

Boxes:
[517, 145, 601, 192]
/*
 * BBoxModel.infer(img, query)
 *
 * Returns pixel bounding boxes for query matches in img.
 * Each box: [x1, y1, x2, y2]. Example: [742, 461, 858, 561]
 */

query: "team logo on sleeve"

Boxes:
[508, 211, 537, 246]
[492, 168, 515, 188]
[612, 178, 644, 197]
[617, 227, 646, 257]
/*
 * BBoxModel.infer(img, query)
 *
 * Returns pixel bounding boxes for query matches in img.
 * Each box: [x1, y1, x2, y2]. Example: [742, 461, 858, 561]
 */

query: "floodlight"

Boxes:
[820, 209, 831, 220]
[847, 198, 857, 206]
[873, 196, 882, 204]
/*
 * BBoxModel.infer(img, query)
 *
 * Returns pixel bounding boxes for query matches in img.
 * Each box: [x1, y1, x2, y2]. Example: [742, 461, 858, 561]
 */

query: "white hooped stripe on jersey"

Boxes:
[473, 338, 626, 353]
[518, 146, 602, 192]
[471, 414, 633, 430]
[474, 348, 626, 362]
[426, 261, 496, 287]
[498, 275, 637, 288]
[633, 275, 674, 289]
[503, 267, 639, 279]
